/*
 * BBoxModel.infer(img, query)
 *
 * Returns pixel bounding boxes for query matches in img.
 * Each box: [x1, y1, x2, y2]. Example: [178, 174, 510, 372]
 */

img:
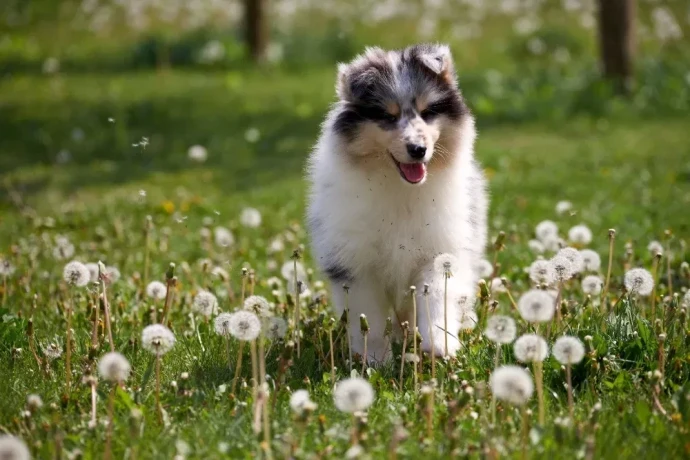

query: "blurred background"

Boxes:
[0, 0, 689, 236]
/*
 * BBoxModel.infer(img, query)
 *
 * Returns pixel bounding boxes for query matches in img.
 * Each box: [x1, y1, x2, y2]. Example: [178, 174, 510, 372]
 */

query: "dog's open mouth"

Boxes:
[391, 156, 427, 184]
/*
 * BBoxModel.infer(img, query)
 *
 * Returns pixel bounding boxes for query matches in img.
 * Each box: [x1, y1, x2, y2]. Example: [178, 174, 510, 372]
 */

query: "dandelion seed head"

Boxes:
[549, 255, 574, 281]
[624, 268, 654, 296]
[42, 342, 63, 360]
[267, 237, 285, 254]
[459, 309, 478, 331]
[535, 220, 558, 242]
[433, 253, 459, 278]
[529, 259, 555, 285]
[106, 266, 121, 283]
[146, 281, 167, 300]
[214, 313, 234, 337]
[476, 259, 493, 279]
[489, 277, 506, 294]
[289, 389, 316, 414]
[265, 317, 287, 340]
[281, 261, 307, 283]
[568, 224, 592, 245]
[243, 295, 273, 317]
[682, 290, 690, 308]
[0, 258, 15, 276]
[193, 290, 219, 318]
[553, 336, 585, 364]
[528, 239, 545, 254]
[513, 334, 549, 363]
[556, 247, 584, 273]
[517, 289, 555, 322]
[555, 200, 572, 215]
[580, 249, 601, 272]
[211, 266, 229, 281]
[484, 315, 517, 344]
[582, 275, 603, 296]
[490, 365, 534, 405]
[0, 435, 30, 460]
[334, 377, 375, 413]
[85, 262, 99, 283]
[187, 145, 208, 162]
[142, 324, 176, 356]
[26, 394, 43, 411]
[647, 240, 663, 256]
[63, 261, 90, 287]
[543, 235, 565, 252]
[266, 276, 282, 289]
[213, 227, 234, 247]
[240, 207, 262, 228]
[228, 311, 261, 341]
[98, 352, 131, 382]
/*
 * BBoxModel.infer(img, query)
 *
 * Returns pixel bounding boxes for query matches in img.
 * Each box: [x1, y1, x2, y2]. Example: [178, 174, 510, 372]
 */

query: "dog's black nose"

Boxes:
[406, 144, 426, 159]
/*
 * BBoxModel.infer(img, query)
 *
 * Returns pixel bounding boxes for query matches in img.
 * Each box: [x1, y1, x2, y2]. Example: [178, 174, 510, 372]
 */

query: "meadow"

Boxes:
[1, 1, 690, 458]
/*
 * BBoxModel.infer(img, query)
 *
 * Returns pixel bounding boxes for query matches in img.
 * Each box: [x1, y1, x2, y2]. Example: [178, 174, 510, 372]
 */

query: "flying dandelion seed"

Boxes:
[142, 324, 176, 356]
[484, 315, 517, 344]
[549, 255, 574, 281]
[188, 145, 208, 163]
[647, 240, 663, 256]
[553, 336, 585, 364]
[517, 289, 555, 322]
[0, 435, 30, 460]
[98, 352, 131, 382]
[63, 261, 90, 287]
[555, 200, 572, 215]
[624, 268, 654, 296]
[556, 247, 584, 273]
[146, 281, 167, 300]
[290, 389, 317, 414]
[490, 365, 534, 405]
[568, 224, 592, 245]
[529, 259, 555, 285]
[513, 334, 549, 363]
[477, 259, 493, 278]
[334, 377, 375, 413]
[243, 295, 273, 317]
[193, 290, 219, 318]
[265, 317, 288, 340]
[582, 275, 603, 296]
[214, 313, 234, 337]
[580, 249, 601, 272]
[228, 311, 261, 341]
[535, 220, 558, 242]
[214, 227, 234, 247]
[240, 207, 262, 228]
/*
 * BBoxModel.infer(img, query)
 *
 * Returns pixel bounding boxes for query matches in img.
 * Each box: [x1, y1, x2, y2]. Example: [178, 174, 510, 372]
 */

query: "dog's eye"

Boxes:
[420, 109, 435, 121]
[383, 112, 399, 123]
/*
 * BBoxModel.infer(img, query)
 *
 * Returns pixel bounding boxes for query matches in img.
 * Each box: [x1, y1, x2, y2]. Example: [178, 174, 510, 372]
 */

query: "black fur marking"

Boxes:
[421, 93, 466, 121]
[324, 262, 353, 282]
[333, 104, 398, 138]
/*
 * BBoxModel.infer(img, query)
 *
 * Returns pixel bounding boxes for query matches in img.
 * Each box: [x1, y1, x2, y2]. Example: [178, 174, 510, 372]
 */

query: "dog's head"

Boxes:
[332, 44, 469, 185]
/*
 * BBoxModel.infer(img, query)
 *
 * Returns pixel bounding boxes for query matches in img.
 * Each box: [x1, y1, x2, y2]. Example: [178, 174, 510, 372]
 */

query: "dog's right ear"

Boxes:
[336, 47, 388, 102]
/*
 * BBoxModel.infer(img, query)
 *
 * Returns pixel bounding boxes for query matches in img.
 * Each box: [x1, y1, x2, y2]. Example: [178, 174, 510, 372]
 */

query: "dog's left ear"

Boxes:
[416, 44, 456, 86]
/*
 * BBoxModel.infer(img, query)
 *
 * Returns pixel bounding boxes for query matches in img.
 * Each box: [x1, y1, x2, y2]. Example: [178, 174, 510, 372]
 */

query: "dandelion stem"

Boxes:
[399, 325, 408, 390]
[155, 354, 162, 423]
[535, 361, 545, 425]
[521, 405, 529, 460]
[91, 298, 100, 349]
[161, 276, 176, 324]
[231, 341, 245, 395]
[566, 362, 574, 419]
[104, 385, 116, 460]
[443, 275, 449, 357]
[293, 259, 301, 359]
[490, 345, 501, 425]
[250, 340, 259, 401]
[601, 229, 616, 309]
[192, 314, 205, 353]
[65, 295, 74, 396]
[651, 254, 660, 320]
[344, 285, 352, 372]
[361, 333, 368, 375]
[328, 327, 336, 384]
[411, 287, 418, 391]
[351, 413, 359, 445]
[143, 215, 152, 292]
[424, 287, 435, 380]
[90, 381, 97, 427]
[101, 284, 115, 353]
[225, 337, 231, 369]
[240, 268, 248, 305]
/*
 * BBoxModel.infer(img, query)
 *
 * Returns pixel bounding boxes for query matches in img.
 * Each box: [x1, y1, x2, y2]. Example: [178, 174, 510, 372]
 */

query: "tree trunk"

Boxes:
[245, 0, 268, 63]
[597, 0, 635, 94]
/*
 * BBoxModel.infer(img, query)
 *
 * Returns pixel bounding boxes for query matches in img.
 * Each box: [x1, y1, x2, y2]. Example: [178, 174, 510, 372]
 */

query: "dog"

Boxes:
[307, 43, 488, 363]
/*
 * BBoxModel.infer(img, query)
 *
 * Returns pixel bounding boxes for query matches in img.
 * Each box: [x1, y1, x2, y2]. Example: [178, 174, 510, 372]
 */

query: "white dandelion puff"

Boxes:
[240, 207, 262, 228]
[434, 253, 460, 277]
[266, 276, 282, 289]
[334, 377, 375, 413]
[213, 227, 234, 247]
[63, 261, 90, 287]
[52, 239, 75, 260]
[42, 342, 63, 360]
[549, 255, 574, 281]
[682, 290, 690, 308]
[214, 313, 234, 337]
[489, 277, 506, 294]
[543, 235, 565, 252]
[267, 237, 285, 254]
[528, 239, 545, 254]
[106, 266, 121, 283]
[290, 389, 317, 414]
[146, 281, 167, 300]
[555, 201, 572, 215]
[459, 309, 479, 331]
[142, 324, 176, 356]
[580, 249, 601, 272]
[535, 220, 558, 242]
[243, 295, 273, 317]
[647, 240, 663, 256]
[484, 315, 517, 344]
[556, 247, 584, 273]
[281, 261, 307, 283]
[228, 311, 261, 341]
[404, 353, 421, 363]
[0, 258, 15, 276]
[188, 145, 208, 162]
[85, 262, 99, 283]
[476, 259, 493, 279]
[624, 268, 654, 296]
[517, 289, 555, 322]
[193, 290, 219, 318]
[265, 317, 287, 340]
[98, 352, 131, 382]
[529, 259, 555, 285]
[581, 275, 603, 296]
[490, 365, 534, 405]
[553, 336, 585, 364]
[27, 394, 43, 411]
[0, 435, 30, 460]
[568, 224, 592, 245]
[211, 266, 229, 281]
[513, 334, 549, 363]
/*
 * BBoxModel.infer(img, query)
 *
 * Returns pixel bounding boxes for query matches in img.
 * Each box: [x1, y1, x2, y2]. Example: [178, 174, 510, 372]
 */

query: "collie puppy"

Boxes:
[307, 44, 488, 363]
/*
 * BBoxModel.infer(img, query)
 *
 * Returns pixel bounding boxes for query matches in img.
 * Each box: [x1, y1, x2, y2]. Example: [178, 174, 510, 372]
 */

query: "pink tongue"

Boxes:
[399, 162, 427, 183]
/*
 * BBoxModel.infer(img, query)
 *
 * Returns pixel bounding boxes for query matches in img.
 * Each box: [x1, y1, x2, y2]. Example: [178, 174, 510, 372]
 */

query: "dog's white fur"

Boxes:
[307, 44, 488, 362]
